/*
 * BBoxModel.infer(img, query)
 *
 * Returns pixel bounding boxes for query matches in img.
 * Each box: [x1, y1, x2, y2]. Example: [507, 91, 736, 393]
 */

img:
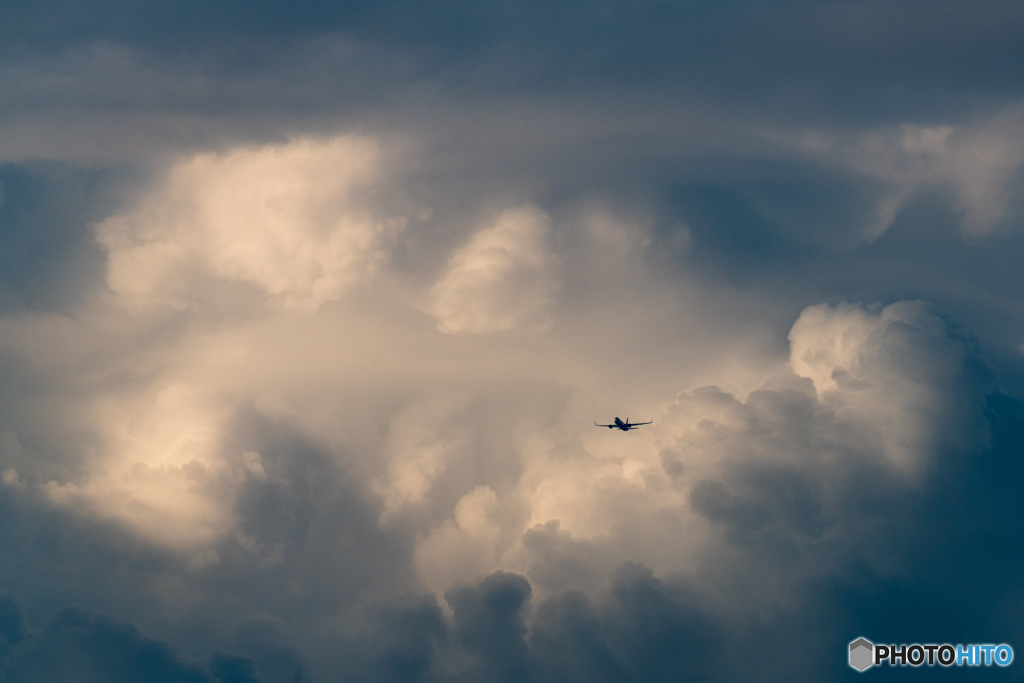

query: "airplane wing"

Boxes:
[594, 422, 615, 428]
[628, 421, 653, 427]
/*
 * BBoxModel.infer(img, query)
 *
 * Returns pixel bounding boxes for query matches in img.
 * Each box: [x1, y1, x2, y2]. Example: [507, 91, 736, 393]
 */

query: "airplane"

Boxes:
[594, 417, 652, 431]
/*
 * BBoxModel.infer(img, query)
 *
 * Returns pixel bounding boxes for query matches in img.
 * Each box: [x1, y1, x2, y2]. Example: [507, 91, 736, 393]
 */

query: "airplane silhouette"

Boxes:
[594, 417, 652, 431]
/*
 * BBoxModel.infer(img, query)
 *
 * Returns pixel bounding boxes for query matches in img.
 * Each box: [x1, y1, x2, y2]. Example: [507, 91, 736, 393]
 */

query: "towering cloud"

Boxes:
[96, 136, 404, 313]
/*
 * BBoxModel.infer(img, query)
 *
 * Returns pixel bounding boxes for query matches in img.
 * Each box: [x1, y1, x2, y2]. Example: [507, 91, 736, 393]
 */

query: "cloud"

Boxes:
[644, 304, 994, 583]
[446, 571, 532, 683]
[3, 605, 217, 683]
[0, 594, 268, 682]
[373, 396, 473, 521]
[96, 136, 404, 313]
[348, 593, 447, 683]
[788, 300, 993, 472]
[207, 652, 266, 683]
[0, 591, 27, 664]
[42, 381, 244, 550]
[792, 104, 1024, 239]
[429, 205, 558, 334]
[416, 485, 506, 594]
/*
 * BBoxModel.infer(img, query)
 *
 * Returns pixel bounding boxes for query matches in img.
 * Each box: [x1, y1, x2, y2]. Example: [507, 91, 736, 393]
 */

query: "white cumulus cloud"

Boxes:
[96, 136, 405, 313]
[429, 205, 559, 334]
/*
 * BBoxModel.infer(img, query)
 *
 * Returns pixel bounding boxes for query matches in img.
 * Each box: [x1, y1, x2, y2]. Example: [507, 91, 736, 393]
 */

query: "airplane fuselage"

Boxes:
[595, 417, 652, 431]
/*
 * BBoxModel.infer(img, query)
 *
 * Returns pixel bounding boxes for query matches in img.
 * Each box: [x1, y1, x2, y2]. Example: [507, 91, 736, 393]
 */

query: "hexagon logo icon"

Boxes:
[849, 637, 874, 672]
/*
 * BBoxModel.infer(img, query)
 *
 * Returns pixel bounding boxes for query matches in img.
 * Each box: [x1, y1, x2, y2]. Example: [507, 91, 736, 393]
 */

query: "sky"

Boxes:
[2, 1, 1024, 681]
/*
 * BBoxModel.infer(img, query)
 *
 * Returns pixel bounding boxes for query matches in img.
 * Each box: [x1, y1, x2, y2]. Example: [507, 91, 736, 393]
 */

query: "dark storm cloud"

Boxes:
[0, 591, 268, 682]
[4, 0, 1024, 126]
[0, 409, 410, 681]
[207, 651, 266, 683]
[0, 591, 27, 667]
[2, 606, 217, 683]
[446, 571, 532, 682]
[206, 410, 417, 616]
